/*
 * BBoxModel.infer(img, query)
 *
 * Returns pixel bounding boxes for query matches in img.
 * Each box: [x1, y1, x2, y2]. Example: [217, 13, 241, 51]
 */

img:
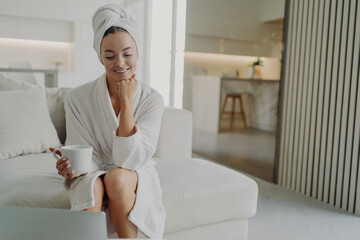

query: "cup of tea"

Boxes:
[52, 145, 93, 174]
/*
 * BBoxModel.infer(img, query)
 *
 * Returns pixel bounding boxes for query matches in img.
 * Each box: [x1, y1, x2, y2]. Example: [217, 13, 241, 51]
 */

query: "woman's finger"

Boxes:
[56, 157, 67, 170]
[73, 172, 87, 178]
[56, 157, 66, 167]
[60, 166, 71, 177]
[60, 161, 71, 177]
[56, 159, 62, 169]
[56, 158, 87, 179]
[67, 170, 77, 179]
[55, 150, 62, 157]
[49, 147, 62, 157]
[63, 170, 87, 179]
[59, 159, 70, 173]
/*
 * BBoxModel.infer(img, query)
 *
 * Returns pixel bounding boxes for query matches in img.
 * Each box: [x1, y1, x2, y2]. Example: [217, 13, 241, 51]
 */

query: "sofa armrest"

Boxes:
[154, 107, 192, 160]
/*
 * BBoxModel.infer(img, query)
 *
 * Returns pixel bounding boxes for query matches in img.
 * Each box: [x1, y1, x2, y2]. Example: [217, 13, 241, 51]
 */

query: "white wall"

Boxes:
[0, 0, 149, 88]
[259, 0, 286, 22]
[186, 0, 270, 41]
[185, 0, 285, 57]
[185, 34, 282, 58]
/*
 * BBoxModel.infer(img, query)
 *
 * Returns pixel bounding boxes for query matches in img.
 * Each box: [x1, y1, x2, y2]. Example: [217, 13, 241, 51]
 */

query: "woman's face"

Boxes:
[100, 31, 138, 82]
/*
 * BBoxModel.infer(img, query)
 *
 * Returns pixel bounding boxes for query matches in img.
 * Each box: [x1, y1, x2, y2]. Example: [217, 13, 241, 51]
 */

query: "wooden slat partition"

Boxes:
[276, 0, 360, 215]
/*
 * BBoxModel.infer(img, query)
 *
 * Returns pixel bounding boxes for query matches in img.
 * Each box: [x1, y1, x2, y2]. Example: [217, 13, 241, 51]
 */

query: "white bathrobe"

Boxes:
[64, 74, 166, 238]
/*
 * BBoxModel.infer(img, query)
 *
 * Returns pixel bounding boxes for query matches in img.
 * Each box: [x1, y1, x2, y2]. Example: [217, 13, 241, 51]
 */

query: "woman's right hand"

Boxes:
[49, 147, 85, 179]
[116, 74, 138, 103]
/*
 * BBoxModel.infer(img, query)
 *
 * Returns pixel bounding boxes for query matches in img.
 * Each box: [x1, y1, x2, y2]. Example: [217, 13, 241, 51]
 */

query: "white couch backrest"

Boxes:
[154, 107, 193, 160]
[0, 78, 193, 160]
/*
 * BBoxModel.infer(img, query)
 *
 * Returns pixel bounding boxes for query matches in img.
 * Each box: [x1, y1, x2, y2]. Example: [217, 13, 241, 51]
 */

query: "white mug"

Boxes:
[53, 145, 93, 174]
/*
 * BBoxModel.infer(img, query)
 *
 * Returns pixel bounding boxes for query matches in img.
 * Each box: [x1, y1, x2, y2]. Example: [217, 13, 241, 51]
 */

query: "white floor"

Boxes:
[248, 174, 360, 240]
[192, 127, 360, 240]
[193, 128, 276, 181]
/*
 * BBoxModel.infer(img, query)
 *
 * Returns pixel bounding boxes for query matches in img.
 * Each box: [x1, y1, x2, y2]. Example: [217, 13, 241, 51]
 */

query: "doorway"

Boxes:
[185, 0, 285, 182]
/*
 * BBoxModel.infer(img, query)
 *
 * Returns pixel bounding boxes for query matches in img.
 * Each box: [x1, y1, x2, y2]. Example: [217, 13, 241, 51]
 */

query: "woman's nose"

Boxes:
[115, 56, 125, 67]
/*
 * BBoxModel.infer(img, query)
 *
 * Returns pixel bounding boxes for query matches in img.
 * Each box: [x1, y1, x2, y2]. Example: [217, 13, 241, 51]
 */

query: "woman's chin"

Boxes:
[110, 73, 131, 81]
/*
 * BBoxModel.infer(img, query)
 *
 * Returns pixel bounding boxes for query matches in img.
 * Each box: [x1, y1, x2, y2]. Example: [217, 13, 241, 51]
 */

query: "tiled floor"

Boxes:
[193, 127, 276, 182]
[192, 125, 360, 240]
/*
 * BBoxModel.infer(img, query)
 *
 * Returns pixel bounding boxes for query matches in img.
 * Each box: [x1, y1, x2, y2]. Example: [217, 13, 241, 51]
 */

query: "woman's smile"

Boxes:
[114, 68, 129, 73]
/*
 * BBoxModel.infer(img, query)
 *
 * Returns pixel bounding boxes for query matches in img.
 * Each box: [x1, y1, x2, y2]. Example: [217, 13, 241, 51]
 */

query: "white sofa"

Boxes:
[0, 75, 258, 239]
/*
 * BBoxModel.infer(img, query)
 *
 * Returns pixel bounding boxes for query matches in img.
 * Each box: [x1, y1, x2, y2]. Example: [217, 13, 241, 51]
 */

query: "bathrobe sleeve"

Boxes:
[112, 93, 164, 170]
[64, 92, 102, 171]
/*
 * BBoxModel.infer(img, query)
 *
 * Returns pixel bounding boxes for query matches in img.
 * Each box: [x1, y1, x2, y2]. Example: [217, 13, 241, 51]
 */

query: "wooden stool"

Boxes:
[221, 93, 247, 129]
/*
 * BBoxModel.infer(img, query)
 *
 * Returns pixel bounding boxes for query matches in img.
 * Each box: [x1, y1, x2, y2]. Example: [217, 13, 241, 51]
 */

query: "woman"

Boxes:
[52, 4, 165, 238]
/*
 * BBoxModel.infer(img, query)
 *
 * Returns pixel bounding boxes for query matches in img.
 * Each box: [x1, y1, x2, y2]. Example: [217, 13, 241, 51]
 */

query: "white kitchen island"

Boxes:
[192, 76, 280, 133]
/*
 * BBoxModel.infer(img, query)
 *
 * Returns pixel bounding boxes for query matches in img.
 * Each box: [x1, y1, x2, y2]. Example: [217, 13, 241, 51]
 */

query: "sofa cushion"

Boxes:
[0, 74, 68, 143]
[0, 153, 70, 208]
[0, 88, 62, 159]
[155, 157, 258, 233]
[155, 108, 192, 160]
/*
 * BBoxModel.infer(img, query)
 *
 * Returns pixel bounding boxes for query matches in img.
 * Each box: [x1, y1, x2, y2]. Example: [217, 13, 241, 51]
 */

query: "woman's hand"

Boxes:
[49, 147, 86, 179]
[116, 74, 138, 103]
[115, 74, 137, 137]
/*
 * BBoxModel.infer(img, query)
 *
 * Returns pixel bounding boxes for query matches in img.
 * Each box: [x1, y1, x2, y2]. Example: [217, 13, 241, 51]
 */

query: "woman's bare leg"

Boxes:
[84, 177, 105, 212]
[104, 168, 138, 238]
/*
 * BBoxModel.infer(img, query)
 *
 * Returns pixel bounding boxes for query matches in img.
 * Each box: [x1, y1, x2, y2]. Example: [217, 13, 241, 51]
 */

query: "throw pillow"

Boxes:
[0, 74, 67, 143]
[0, 88, 62, 159]
[0, 73, 36, 90]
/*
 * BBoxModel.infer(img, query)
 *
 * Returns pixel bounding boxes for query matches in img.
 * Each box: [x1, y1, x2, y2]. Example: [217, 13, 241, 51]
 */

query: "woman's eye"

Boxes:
[105, 56, 114, 59]
[124, 54, 132, 57]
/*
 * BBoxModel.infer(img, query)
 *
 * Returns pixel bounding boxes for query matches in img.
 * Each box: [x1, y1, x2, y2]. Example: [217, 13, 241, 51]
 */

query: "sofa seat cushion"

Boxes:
[155, 157, 258, 233]
[0, 153, 70, 209]
[0, 153, 258, 235]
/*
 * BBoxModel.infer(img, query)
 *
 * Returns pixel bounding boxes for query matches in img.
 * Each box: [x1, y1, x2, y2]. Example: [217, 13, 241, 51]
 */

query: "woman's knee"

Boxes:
[103, 168, 137, 200]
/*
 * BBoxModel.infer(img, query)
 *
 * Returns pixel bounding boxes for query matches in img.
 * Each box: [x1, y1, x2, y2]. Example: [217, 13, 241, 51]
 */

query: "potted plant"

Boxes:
[248, 57, 263, 79]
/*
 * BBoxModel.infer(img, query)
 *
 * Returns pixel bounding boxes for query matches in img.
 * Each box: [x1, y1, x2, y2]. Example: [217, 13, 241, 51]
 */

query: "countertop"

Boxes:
[221, 77, 280, 82]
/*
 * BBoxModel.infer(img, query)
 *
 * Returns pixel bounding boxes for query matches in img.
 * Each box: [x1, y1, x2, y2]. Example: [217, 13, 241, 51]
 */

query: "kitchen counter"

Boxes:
[192, 76, 280, 132]
[221, 77, 280, 83]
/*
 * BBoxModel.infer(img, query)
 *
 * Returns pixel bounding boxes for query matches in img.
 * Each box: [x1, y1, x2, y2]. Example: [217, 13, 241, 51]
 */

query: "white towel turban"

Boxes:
[92, 4, 140, 61]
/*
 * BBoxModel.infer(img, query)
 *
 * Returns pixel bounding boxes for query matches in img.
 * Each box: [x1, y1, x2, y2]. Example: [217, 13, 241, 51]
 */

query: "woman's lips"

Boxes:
[114, 68, 129, 73]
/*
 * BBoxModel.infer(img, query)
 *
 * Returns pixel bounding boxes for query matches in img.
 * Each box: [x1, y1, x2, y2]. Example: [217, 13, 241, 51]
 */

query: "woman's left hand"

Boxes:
[116, 74, 138, 103]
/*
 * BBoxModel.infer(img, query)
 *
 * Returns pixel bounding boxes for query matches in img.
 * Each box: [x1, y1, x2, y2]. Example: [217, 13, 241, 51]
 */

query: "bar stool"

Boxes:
[221, 92, 247, 129]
